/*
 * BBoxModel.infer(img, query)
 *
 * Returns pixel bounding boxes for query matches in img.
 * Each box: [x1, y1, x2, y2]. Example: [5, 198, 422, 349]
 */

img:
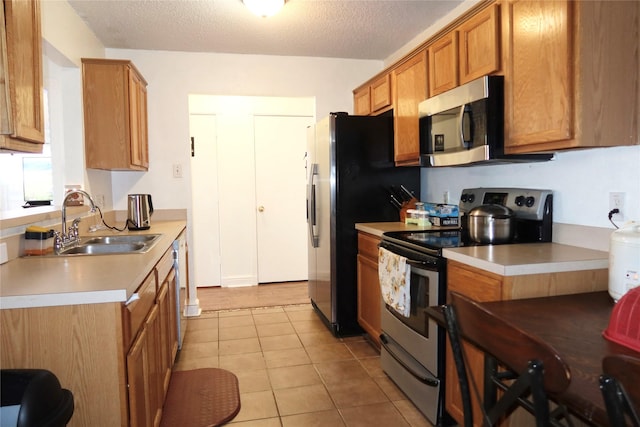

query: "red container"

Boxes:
[603, 286, 640, 352]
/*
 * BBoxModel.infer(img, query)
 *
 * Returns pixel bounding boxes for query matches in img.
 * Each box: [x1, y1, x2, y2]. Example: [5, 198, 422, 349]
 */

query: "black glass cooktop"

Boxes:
[382, 229, 470, 254]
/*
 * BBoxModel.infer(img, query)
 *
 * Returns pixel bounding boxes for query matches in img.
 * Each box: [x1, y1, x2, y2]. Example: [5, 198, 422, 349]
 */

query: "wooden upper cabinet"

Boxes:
[504, 0, 639, 153]
[353, 73, 392, 116]
[428, 4, 500, 97]
[353, 86, 371, 115]
[0, 0, 45, 153]
[428, 32, 459, 97]
[503, 0, 573, 150]
[392, 50, 427, 166]
[370, 74, 392, 113]
[82, 58, 149, 171]
[458, 4, 500, 85]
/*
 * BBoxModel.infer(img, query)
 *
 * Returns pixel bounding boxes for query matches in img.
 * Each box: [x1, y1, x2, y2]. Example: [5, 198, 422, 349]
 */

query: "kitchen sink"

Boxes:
[81, 234, 161, 246]
[55, 234, 162, 256]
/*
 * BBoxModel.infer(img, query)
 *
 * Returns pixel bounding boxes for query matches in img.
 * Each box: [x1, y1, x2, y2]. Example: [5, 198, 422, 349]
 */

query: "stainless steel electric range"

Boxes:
[378, 188, 553, 426]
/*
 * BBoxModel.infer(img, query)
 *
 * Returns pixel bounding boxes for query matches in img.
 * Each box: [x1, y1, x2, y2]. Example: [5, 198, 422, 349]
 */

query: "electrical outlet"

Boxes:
[173, 163, 183, 178]
[609, 192, 625, 220]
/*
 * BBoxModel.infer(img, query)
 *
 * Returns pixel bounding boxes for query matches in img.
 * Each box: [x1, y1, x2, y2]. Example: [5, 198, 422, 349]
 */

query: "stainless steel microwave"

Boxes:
[418, 75, 553, 167]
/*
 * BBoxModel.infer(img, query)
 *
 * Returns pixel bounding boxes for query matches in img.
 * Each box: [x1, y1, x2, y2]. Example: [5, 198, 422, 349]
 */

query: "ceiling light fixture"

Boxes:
[243, 0, 285, 17]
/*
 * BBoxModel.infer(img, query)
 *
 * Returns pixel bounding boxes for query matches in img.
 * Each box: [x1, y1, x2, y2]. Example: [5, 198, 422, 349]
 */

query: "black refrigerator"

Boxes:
[306, 112, 421, 336]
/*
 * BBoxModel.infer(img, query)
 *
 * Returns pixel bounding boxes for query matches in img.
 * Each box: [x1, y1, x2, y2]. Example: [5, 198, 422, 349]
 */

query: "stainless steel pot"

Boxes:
[468, 204, 515, 244]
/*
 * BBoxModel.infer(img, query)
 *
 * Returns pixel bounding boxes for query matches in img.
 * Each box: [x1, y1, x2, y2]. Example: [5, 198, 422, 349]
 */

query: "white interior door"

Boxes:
[189, 95, 315, 288]
[189, 115, 221, 287]
[254, 115, 313, 283]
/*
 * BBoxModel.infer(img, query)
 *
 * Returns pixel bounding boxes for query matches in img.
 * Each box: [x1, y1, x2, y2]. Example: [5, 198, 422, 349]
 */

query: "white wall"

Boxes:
[106, 48, 382, 212]
[421, 145, 640, 229]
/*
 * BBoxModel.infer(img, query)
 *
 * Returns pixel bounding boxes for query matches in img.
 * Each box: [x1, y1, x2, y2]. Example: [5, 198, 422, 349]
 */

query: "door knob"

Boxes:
[258, 206, 265, 212]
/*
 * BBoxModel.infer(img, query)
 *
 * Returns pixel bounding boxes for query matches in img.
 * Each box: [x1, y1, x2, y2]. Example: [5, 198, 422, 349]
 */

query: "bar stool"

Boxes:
[0, 369, 74, 427]
[443, 291, 573, 427]
[600, 354, 640, 427]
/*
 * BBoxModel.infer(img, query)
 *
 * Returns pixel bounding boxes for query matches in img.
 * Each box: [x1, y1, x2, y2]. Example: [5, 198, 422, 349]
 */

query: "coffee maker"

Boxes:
[127, 194, 153, 230]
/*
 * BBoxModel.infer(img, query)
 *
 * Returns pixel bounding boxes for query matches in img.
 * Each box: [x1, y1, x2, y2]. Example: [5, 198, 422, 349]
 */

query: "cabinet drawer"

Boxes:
[156, 247, 174, 284]
[358, 232, 381, 260]
[122, 272, 157, 349]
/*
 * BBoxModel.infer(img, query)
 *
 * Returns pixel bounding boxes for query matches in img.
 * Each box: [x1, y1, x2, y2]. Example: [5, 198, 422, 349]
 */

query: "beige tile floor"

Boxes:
[173, 303, 434, 426]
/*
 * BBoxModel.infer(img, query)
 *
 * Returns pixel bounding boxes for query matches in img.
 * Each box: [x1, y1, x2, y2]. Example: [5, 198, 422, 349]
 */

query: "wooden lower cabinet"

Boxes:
[0, 245, 179, 427]
[445, 259, 608, 427]
[357, 232, 382, 348]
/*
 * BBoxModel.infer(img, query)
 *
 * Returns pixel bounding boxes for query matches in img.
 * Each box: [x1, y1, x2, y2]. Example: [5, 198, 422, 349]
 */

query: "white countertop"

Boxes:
[0, 221, 186, 309]
[356, 222, 609, 276]
[445, 243, 609, 276]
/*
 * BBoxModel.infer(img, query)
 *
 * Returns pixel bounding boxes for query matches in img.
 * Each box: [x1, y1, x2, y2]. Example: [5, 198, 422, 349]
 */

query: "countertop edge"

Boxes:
[443, 248, 609, 276]
[0, 221, 186, 309]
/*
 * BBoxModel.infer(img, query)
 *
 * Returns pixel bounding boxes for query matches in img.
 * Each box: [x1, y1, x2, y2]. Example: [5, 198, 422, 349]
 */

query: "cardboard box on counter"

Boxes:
[425, 203, 459, 227]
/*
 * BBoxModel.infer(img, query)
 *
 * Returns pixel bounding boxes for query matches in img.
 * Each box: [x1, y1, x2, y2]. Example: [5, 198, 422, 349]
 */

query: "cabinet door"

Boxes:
[357, 254, 382, 348]
[458, 4, 500, 84]
[158, 273, 177, 396]
[370, 74, 392, 113]
[145, 305, 163, 427]
[353, 86, 371, 115]
[392, 51, 427, 166]
[446, 261, 503, 427]
[503, 0, 573, 151]
[82, 58, 149, 170]
[428, 32, 459, 97]
[129, 68, 149, 169]
[0, 0, 44, 152]
[127, 326, 151, 427]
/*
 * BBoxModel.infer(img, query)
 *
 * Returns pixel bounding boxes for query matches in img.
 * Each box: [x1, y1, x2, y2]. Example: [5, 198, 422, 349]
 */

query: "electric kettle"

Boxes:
[127, 194, 154, 230]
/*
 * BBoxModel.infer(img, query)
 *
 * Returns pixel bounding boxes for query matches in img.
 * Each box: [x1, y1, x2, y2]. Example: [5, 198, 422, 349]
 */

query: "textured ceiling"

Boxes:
[67, 0, 464, 60]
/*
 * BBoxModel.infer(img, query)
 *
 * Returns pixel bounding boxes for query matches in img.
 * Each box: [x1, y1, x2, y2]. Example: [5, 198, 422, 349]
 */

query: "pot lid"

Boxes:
[469, 204, 514, 219]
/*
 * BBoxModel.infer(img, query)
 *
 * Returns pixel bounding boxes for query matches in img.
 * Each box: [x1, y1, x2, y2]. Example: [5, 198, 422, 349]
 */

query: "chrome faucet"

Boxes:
[54, 190, 97, 253]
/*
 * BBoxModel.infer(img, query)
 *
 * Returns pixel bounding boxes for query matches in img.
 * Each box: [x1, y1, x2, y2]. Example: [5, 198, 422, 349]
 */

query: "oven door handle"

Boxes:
[379, 334, 439, 387]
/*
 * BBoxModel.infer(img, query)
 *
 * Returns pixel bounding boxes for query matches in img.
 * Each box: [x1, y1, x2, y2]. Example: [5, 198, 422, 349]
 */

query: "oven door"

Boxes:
[380, 258, 441, 375]
[378, 240, 445, 424]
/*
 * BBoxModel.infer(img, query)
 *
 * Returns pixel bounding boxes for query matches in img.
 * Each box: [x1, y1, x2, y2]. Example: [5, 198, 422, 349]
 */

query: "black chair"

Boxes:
[443, 291, 573, 427]
[0, 369, 74, 427]
[600, 354, 640, 427]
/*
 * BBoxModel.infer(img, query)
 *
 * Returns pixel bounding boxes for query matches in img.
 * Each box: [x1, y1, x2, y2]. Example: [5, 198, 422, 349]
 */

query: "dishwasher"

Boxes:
[173, 234, 188, 349]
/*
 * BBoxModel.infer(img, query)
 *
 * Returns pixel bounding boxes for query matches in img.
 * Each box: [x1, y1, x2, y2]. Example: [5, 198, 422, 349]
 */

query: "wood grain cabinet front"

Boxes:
[353, 73, 392, 116]
[392, 51, 428, 166]
[445, 259, 608, 427]
[428, 4, 500, 97]
[0, 0, 45, 153]
[503, 0, 639, 153]
[126, 247, 179, 427]
[0, 240, 181, 427]
[82, 58, 149, 170]
[356, 232, 383, 348]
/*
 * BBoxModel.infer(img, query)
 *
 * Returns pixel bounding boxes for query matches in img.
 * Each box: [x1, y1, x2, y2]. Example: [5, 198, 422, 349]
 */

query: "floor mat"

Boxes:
[160, 368, 240, 427]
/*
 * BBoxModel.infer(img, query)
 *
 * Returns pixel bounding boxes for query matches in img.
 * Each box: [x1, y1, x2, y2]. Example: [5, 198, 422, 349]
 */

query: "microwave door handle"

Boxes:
[459, 104, 473, 149]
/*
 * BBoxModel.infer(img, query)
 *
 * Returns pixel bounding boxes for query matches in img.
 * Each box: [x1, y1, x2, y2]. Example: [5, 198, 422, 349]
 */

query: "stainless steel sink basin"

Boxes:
[55, 234, 162, 256]
[58, 243, 146, 255]
[81, 234, 161, 245]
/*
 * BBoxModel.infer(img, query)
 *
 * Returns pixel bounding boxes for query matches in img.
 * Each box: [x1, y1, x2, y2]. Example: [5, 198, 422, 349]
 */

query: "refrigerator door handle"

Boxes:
[308, 163, 319, 248]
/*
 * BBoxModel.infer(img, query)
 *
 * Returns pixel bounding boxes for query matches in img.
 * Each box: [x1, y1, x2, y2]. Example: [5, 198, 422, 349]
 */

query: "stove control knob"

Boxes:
[515, 195, 525, 206]
[461, 194, 468, 203]
[525, 196, 536, 207]
[467, 194, 475, 203]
